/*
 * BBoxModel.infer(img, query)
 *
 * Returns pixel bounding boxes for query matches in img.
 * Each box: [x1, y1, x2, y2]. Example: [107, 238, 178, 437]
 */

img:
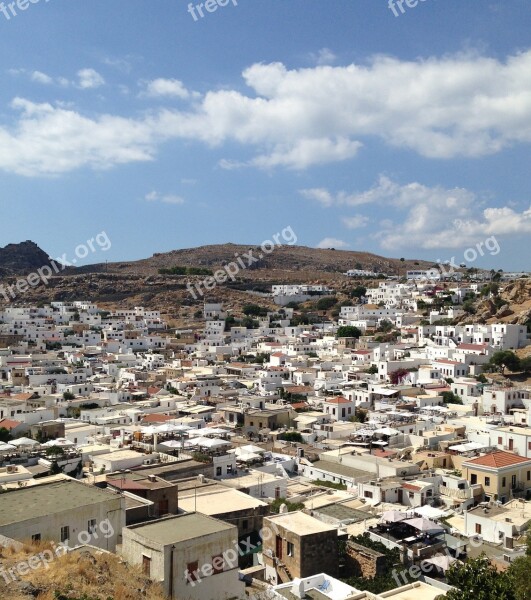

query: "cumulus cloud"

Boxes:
[4, 50, 531, 175]
[316, 237, 350, 249]
[334, 176, 531, 250]
[143, 78, 196, 99]
[145, 191, 185, 205]
[342, 215, 369, 229]
[77, 68, 105, 89]
[31, 71, 53, 85]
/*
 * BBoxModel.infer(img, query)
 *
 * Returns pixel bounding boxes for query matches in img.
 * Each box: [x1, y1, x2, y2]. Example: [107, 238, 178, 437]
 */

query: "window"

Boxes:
[527, 471, 530, 481]
[186, 561, 199, 583]
[502, 477, 506, 487]
[216, 466, 222, 476]
[364, 491, 373, 499]
[498, 437, 503, 445]
[59, 526, 70, 543]
[88, 519, 97, 534]
[471, 474, 477, 485]
[287, 541, 294, 557]
[242, 519, 249, 530]
[409, 492, 414, 498]
[475, 524, 482, 534]
[512, 475, 517, 488]
[31, 534, 41, 542]
[212, 555, 224, 574]
[485, 477, 490, 486]
[528, 442, 531, 451]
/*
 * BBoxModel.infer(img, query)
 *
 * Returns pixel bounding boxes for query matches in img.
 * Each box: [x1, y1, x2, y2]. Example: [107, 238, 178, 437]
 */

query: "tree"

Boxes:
[0, 427, 12, 443]
[63, 391, 75, 401]
[442, 391, 462, 405]
[443, 554, 516, 600]
[508, 531, 531, 600]
[376, 319, 393, 333]
[463, 300, 476, 314]
[520, 356, 531, 375]
[243, 304, 267, 317]
[337, 326, 362, 338]
[365, 365, 378, 374]
[316, 296, 337, 310]
[488, 351, 521, 375]
[351, 286, 367, 299]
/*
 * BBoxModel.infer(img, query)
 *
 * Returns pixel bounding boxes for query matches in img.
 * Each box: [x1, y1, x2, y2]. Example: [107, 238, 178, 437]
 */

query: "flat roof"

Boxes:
[0, 479, 121, 526]
[379, 581, 447, 600]
[127, 513, 234, 545]
[266, 511, 336, 535]
[177, 486, 267, 514]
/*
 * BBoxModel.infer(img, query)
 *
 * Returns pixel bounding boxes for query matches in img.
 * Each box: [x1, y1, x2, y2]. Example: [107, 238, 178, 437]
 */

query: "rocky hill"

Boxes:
[0, 241, 54, 277]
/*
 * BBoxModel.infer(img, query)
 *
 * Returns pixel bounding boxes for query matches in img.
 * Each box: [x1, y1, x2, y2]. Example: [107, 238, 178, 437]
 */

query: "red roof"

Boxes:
[464, 451, 531, 469]
[325, 396, 350, 404]
[458, 343, 488, 351]
[402, 483, 421, 491]
[271, 352, 286, 358]
[291, 402, 309, 410]
[0, 419, 23, 430]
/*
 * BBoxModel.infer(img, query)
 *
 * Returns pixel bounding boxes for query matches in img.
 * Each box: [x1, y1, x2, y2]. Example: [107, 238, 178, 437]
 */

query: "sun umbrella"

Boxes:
[140, 426, 160, 435]
[155, 424, 180, 433]
[239, 444, 265, 454]
[42, 438, 75, 447]
[423, 555, 457, 571]
[159, 440, 182, 448]
[404, 517, 444, 533]
[380, 510, 409, 523]
[10, 437, 39, 447]
[0, 443, 16, 451]
[375, 427, 400, 436]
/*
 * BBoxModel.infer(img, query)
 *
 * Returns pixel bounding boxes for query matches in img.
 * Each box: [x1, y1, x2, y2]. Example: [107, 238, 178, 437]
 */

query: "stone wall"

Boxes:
[345, 541, 387, 578]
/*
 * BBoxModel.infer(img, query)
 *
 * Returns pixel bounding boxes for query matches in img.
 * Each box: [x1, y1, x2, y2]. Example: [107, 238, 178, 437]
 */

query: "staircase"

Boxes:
[276, 559, 293, 583]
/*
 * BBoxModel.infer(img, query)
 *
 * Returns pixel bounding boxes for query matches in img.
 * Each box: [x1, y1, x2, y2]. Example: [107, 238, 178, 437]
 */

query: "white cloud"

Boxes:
[31, 71, 53, 85]
[316, 237, 350, 249]
[342, 215, 369, 229]
[143, 78, 196, 99]
[299, 188, 334, 207]
[77, 68, 105, 89]
[309, 48, 337, 66]
[341, 176, 531, 250]
[4, 50, 531, 175]
[145, 191, 185, 205]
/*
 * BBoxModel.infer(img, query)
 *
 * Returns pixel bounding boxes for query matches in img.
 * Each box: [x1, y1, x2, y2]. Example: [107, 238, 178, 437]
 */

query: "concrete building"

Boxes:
[462, 451, 531, 503]
[122, 513, 244, 600]
[0, 477, 125, 551]
[263, 511, 339, 584]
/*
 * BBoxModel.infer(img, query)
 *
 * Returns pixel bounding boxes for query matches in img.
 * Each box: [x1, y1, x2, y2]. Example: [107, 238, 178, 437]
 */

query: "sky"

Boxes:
[0, 0, 530, 270]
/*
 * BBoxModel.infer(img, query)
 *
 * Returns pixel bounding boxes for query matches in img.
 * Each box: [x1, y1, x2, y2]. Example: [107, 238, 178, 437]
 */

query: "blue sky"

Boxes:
[1, 0, 530, 270]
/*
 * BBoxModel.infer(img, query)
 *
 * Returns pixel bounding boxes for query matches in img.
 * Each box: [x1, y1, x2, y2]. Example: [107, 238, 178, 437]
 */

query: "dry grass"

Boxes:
[0, 541, 167, 600]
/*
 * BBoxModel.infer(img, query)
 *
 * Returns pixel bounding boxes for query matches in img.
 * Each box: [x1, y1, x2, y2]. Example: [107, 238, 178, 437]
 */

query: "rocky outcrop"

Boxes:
[0, 241, 53, 276]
